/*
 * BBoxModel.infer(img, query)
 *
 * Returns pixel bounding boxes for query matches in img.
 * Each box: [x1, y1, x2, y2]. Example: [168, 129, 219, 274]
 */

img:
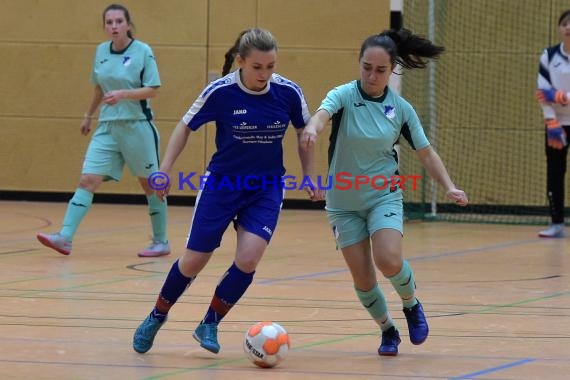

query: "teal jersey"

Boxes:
[90, 40, 160, 121]
[320, 80, 430, 210]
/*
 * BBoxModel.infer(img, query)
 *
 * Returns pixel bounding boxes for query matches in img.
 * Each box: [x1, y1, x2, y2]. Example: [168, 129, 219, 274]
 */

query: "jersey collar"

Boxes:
[357, 80, 388, 103]
[110, 39, 135, 55]
[235, 69, 271, 95]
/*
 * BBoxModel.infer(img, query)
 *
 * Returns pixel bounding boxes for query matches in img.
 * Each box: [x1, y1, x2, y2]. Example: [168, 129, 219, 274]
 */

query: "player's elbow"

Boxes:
[147, 87, 160, 98]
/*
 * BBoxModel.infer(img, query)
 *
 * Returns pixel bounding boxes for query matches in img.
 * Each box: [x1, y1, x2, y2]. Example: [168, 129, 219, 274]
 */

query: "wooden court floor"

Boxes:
[1, 200, 569, 380]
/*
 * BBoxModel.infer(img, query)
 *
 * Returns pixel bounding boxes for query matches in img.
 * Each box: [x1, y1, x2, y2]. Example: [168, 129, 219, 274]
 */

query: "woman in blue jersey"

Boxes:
[301, 29, 468, 356]
[133, 28, 317, 355]
[36, 4, 170, 258]
[535, 9, 570, 238]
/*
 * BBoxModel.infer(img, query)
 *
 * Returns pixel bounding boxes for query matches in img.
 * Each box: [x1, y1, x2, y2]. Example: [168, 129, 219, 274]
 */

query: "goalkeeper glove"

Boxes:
[546, 119, 567, 149]
[536, 89, 569, 105]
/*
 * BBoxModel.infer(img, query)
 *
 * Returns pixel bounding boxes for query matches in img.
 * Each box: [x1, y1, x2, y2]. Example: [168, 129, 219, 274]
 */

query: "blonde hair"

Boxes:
[222, 28, 278, 75]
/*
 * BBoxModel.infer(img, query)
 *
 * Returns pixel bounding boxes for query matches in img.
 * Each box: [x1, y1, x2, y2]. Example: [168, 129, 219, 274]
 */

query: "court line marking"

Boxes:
[257, 238, 541, 284]
[448, 357, 536, 379]
[132, 289, 569, 379]
[138, 236, 567, 379]
[1, 217, 563, 379]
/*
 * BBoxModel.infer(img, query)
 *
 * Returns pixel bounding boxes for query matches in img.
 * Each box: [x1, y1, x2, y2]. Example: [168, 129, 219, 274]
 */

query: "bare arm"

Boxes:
[296, 127, 323, 200]
[80, 85, 104, 135]
[122, 86, 159, 100]
[300, 109, 331, 148]
[297, 109, 331, 201]
[155, 119, 192, 200]
[160, 120, 192, 174]
[416, 145, 468, 206]
[296, 128, 315, 178]
[102, 86, 159, 105]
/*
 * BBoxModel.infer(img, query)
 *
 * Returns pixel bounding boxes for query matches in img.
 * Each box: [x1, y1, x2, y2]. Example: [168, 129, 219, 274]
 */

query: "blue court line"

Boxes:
[257, 238, 539, 285]
[257, 268, 348, 284]
[409, 238, 539, 262]
[449, 358, 536, 379]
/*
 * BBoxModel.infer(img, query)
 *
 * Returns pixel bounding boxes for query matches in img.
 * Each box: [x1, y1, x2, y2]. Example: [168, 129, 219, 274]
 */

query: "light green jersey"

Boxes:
[319, 80, 430, 210]
[90, 40, 160, 121]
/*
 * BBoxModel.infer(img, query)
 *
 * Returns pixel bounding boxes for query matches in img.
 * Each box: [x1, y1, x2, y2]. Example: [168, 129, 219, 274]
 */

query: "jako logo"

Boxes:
[233, 109, 247, 115]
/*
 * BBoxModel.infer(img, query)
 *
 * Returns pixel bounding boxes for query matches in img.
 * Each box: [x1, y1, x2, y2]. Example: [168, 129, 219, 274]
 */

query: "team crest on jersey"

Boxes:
[122, 56, 131, 66]
[384, 105, 396, 119]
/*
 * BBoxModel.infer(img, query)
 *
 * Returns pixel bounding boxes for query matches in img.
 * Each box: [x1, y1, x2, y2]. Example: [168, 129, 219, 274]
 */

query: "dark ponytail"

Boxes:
[359, 28, 444, 70]
[222, 30, 248, 76]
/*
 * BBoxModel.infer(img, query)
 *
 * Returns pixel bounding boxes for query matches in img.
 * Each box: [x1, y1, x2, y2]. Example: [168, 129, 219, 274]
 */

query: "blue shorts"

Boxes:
[186, 172, 284, 253]
[326, 192, 403, 249]
[82, 120, 160, 181]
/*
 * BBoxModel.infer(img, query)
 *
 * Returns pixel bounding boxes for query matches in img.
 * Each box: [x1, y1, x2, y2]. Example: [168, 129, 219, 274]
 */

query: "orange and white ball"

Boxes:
[243, 321, 290, 368]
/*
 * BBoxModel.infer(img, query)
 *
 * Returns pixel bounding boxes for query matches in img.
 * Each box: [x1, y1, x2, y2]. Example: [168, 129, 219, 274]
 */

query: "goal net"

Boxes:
[400, 0, 566, 224]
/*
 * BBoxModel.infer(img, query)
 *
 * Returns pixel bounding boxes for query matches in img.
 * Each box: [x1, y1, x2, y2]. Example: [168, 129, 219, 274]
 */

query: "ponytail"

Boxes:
[359, 28, 444, 70]
[222, 30, 248, 76]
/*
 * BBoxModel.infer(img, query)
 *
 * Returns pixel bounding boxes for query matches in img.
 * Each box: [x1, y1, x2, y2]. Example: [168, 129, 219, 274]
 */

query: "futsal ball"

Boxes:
[243, 321, 290, 368]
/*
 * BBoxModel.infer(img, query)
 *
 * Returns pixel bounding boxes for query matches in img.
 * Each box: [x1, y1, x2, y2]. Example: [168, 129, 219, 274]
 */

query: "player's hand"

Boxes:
[446, 188, 468, 206]
[546, 119, 568, 149]
[155, 183, 171, 202]
[536, 89, 569, 105]
[312, 188, 326, 201]
[80, 118, 92, 135]
[301, 126, 318, 150]
[102, 90, 125, 105]
[300, 176, 325, 202]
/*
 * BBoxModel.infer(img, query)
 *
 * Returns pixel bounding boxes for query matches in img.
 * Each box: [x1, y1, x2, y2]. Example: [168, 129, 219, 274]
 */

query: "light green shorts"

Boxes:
[326, 194, 404, 249]
[83, 120, 160, 181]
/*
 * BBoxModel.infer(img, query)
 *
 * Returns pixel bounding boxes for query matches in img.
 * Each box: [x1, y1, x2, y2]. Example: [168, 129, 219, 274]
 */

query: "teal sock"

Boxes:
[355, 284, 394, 331]
[60, 188, 93, 241]
[147, 193, 167, 242]
[387, 260, 418, 309]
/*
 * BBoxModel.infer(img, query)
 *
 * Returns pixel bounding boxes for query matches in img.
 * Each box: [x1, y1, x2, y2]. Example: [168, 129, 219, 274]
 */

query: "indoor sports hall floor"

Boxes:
[1, 200, 569, 379]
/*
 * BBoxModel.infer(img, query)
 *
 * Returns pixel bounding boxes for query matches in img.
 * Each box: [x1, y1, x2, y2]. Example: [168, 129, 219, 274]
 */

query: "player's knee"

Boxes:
[375, 253, 403, 277]
[78, 174, 103, 192]
[234, 256, 260, 274]
[179, 249, 212, 276]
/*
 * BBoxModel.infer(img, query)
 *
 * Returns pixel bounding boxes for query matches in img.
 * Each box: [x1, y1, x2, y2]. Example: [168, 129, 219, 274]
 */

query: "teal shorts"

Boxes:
[326, 193, 404, 249]
[83, 120, 160, 181]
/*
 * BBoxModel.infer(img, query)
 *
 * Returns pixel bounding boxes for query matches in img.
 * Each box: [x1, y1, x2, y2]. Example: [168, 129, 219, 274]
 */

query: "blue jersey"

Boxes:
[182, 70, 310, 177]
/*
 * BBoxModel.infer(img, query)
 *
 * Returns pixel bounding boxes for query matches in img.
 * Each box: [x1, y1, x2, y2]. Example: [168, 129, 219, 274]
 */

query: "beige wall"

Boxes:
[0, 0, 390, 199]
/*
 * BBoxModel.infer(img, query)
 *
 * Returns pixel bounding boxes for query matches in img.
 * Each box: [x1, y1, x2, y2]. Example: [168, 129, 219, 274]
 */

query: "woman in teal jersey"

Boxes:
[36, 4, 170, 258]
[302, 29, 468, 356]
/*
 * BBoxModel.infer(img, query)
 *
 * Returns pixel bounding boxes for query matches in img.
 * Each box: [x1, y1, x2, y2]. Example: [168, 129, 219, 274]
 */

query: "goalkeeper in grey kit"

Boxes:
[536, 9, 570, 238]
